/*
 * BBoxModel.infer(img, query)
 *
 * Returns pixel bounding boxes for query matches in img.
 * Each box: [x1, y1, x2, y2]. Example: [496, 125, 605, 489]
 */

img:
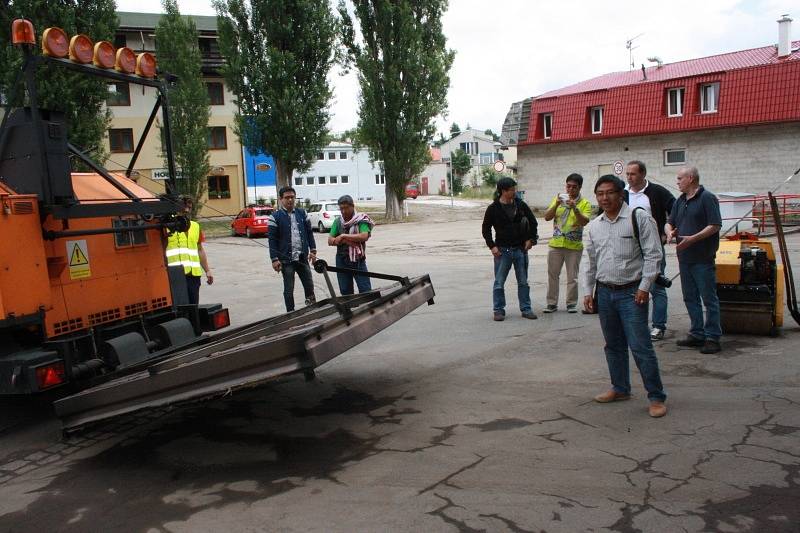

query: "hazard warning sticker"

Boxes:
[66, 239, 91, 280]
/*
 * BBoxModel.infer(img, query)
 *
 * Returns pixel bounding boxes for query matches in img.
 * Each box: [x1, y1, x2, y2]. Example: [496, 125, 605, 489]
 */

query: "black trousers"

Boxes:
[186, 274, 201, 305]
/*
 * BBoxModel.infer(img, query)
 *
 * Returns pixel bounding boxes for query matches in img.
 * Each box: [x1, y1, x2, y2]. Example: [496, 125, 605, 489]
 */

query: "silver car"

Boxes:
[307, 202, 341, 232]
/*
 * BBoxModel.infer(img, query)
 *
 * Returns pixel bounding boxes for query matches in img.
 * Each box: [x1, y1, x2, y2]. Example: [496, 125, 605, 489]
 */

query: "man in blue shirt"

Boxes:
[665, 167, 723, 354]
[267, 187, 317, 312]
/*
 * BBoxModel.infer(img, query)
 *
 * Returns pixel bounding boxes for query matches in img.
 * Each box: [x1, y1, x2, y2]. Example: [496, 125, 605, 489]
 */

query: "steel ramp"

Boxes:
[55, 275, 435, 432]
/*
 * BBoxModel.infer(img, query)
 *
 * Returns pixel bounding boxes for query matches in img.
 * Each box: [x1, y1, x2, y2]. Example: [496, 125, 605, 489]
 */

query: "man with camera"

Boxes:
[582, 175, 667, 418]
[624, 161, 675, 340]
[542, 173, 591, 313]
[481, 177, 539, 322]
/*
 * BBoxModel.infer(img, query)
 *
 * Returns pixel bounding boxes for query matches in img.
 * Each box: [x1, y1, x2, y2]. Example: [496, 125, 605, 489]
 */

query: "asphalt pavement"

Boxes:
[1, 206, 799, 532]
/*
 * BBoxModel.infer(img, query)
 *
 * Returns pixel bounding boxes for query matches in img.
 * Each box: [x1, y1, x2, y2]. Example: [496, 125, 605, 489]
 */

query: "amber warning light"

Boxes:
[12, 19, 35, 45]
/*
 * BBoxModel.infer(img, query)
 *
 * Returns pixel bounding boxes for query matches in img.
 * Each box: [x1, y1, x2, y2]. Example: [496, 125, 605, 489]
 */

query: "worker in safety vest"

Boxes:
[166, 196, 214, 305]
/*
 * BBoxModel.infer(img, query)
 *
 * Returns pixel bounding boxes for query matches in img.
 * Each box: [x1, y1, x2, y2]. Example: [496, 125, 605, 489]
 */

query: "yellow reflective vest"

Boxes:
[166, 221, 203, 276]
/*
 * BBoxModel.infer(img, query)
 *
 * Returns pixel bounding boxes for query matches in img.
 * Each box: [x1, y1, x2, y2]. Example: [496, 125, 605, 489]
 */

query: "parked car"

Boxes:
[405, 183, 420, 199]
[307, 202, 341, 232]
[231, 206, 274, 238]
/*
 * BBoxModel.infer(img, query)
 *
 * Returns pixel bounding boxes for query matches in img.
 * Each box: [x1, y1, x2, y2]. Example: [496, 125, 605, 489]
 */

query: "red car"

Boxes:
[405, 183, 420, 199]
[231, 206, 274, 238]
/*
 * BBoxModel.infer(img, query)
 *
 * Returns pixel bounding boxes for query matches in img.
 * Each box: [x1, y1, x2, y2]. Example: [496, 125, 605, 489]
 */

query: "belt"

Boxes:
[597, 280, 640, 291]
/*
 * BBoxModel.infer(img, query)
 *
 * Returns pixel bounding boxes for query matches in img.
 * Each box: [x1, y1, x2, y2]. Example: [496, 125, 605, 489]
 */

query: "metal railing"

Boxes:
[718, 193, 800, 235]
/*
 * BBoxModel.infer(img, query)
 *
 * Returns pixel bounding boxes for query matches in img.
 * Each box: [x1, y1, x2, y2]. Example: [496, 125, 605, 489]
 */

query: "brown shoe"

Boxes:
[594, 390, 632, 403]
[649, 401, 667, 418]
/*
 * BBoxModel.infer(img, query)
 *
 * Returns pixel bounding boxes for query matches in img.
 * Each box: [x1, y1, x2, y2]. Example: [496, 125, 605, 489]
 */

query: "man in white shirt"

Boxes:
[624, 161, 675, 341]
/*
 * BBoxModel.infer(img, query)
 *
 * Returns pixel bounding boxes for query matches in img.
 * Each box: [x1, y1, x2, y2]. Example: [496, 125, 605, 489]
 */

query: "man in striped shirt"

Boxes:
[581, 175, 667, 418]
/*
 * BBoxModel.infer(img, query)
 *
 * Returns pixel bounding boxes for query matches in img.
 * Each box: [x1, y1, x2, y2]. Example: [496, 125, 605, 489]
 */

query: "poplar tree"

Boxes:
[0, 0, 117, 169]
[339, 0, 454, 219]
[155, 0, 211, 214]
[213, 0, 338, 189]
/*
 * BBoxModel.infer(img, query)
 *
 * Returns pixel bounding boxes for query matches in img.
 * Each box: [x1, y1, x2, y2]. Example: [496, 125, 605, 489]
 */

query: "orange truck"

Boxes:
[0, 20, 229, 395]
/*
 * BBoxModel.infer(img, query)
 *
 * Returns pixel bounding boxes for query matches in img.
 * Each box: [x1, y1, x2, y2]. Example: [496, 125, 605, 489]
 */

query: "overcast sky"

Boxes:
[116, 0, 794, 136]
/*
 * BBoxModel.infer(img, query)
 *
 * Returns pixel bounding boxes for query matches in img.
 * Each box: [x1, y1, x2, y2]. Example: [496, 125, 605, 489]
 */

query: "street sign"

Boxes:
[613, 160, 625, 175]
[493, 160, 506, 173]
[151, 168, 184, 180]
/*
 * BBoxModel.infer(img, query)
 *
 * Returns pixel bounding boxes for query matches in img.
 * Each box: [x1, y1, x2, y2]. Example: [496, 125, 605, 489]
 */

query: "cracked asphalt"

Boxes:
[1, 205, 799, 532]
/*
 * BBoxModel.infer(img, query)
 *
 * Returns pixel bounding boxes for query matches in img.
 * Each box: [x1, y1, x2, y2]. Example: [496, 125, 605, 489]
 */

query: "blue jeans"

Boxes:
[650, 244, 668, 331]
[679, 262, 721, 341]
[281, 260, 316, 312]
[492, 247, 532, 314]
[335, 254, 372, 295]
[597, 284, 666, 402]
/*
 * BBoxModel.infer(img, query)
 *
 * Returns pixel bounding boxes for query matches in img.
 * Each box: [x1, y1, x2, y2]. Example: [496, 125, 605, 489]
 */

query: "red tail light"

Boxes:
[212, 308, 230, 330]
[35, 362, 65, 390]
[323, 212, 330, 219]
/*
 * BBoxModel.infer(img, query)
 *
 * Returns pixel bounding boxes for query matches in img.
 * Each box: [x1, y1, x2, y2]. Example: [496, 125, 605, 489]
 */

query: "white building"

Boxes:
[289, 141, 387, 203]
[438, 129, 502, 186]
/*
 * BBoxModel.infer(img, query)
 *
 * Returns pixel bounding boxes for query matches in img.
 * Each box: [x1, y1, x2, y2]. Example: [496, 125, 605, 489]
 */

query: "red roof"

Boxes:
[522, 40, 800, 145]
[539, 41, 800, 98]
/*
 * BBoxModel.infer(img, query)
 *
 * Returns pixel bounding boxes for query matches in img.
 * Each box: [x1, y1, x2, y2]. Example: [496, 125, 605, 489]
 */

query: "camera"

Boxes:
[558, 193, 569, 205]
[654, 274, 672, 288]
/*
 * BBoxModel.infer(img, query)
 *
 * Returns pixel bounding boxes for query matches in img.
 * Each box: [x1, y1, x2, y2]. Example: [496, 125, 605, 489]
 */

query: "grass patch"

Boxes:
[199, 218, 234, 238]
[456, 186, 494, 200]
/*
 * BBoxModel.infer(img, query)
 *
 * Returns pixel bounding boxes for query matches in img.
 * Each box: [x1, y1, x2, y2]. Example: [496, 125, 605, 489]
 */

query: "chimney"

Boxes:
[778, 14, 792, 58]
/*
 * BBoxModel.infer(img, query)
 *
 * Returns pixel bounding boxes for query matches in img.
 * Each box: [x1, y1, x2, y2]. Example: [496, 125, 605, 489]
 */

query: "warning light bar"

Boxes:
[12, 19, 158, 78]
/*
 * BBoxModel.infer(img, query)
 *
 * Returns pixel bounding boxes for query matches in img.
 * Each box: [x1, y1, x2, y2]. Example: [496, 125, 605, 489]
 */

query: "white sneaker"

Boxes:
[543, 305, 557, 313]
[650, 328, 665, 340]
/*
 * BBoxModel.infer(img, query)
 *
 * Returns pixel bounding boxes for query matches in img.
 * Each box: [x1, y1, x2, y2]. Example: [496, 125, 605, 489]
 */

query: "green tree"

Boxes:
[339, 0, 454, 220]
[214, 0, 338, 189]
[484, 128, 500, 142]
[450, 148, 471, 186]
[449, 122, 461, 137]
[481, 166, 503, 187]
[0, 0, 117, 169]
[155, 0, 210, 215]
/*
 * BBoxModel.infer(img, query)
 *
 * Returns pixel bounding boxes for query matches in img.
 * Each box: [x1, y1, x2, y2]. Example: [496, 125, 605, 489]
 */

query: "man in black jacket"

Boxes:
[481, 178, 539, 321]
[624, 161, 675, 340]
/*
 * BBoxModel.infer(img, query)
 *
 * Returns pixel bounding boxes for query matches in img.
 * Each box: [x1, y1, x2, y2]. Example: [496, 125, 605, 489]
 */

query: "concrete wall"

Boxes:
[516, 122, 800, 209]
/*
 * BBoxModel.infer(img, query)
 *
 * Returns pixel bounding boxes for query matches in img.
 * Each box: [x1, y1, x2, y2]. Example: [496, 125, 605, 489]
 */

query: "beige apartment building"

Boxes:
[106, 12, 245, 217]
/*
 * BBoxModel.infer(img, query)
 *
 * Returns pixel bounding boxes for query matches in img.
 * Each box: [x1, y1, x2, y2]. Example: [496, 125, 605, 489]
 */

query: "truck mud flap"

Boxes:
[54, 275, 435, 432]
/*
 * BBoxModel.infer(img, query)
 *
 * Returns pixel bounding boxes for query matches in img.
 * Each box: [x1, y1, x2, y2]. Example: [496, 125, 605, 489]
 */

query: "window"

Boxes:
[375, 174, 385, 185]
[590, 107, 603, 134]
[700, 82, 719, 113]
[317, 152, 324, 160]
[113, 34, 126, 48]
[542, 113, 553, 139]
[294, 177, 303, 186]
[667, 87, 684, 117]
[306, 176, 314, 185]
[339, 151, 347, 159]
[107, 82, 130, 106]
[207, 175, 230, 199]
[459, 141, 478, 155]
[207, 82, 224, 105]
[327, 151, 336, 160]
[479, 152, 497, 165]
[341, 175, 349, 184]
[113, 218, 147, 248]
[330, 175, 338, 184]
[664, 149, 687, 166]
[207, 127, 227, 150]
[318, 176, 327, 185]
[109, 128, 134, 153]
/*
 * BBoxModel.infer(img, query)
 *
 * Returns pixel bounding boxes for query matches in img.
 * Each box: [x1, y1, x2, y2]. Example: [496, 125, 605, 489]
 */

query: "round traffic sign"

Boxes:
[613, 160, 624, 175]
[493, 160, 506, 173]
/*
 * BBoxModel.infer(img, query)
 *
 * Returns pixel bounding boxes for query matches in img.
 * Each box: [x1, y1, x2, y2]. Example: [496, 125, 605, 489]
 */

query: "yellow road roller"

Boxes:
[715, 234, 785, 336]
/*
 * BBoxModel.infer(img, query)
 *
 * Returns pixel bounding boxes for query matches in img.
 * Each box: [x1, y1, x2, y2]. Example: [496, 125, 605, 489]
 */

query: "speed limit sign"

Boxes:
[613, 160, 624, 175]
[493, 160, 506, 172]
